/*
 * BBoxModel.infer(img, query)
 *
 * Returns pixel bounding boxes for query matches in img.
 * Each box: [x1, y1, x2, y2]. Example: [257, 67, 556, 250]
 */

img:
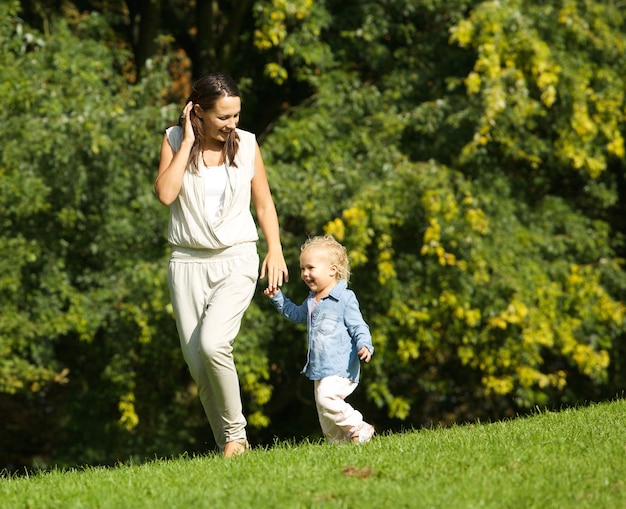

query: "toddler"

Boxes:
[264, 235, 375, 444]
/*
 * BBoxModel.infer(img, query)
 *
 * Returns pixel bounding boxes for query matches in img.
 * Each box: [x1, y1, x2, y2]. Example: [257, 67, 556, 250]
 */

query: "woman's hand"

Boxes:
[260, 251, 288, 292]
[155, 101, 195, 205]
[181, 101, 195, 143]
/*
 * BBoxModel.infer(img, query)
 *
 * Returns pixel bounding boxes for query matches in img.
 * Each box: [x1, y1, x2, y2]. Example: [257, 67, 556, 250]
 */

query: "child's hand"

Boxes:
[358, 346, 372, 363]
[264, 287, 280, 298]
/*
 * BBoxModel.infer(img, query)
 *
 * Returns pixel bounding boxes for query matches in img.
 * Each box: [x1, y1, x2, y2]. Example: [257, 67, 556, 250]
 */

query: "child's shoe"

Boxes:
[351, 423, 375, 444]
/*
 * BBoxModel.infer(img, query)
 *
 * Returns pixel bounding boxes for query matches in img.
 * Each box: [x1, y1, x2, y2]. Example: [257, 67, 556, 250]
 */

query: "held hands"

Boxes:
[260, 250, 288, 294]
[263, 286, 280, 298]
[358, 346, 372, 363]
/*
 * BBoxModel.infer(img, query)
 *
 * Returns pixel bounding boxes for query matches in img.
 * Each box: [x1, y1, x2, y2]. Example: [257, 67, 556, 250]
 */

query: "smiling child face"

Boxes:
[300, 247, 338, 298]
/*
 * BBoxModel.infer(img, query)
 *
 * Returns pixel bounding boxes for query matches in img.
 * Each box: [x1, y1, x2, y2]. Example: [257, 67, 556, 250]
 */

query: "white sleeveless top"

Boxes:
[199, 164, 227, 221]
[165, 126, 259, 249]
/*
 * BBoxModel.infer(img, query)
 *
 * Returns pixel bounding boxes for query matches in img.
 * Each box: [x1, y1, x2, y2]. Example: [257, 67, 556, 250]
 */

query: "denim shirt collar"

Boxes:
[311, 279, 348, 302]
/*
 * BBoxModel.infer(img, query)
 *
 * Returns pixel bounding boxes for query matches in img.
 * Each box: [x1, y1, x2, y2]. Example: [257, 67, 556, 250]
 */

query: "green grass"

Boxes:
[2, 399, 626, 508]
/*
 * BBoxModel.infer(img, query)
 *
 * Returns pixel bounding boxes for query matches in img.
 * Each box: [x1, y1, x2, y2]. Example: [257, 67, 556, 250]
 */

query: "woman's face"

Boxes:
[194, 95, 241, 143]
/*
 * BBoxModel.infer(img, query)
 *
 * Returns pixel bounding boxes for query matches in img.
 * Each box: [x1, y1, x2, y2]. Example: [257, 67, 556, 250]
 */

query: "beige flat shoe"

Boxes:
[223, 439, 250, 458]
[351, 423, 375, 444]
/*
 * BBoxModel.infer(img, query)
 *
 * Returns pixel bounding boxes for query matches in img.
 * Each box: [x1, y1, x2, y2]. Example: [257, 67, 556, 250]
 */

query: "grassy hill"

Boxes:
[2, 399, 625, 508]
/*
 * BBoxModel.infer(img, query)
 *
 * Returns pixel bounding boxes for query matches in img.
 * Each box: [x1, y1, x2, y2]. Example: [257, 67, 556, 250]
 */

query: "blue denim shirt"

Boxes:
[269, 280, 373, 383]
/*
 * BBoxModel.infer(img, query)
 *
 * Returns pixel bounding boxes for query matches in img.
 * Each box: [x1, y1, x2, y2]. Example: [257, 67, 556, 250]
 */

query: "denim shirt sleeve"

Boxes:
[343, 291, 374, 355]
[269, 290, 308, 324]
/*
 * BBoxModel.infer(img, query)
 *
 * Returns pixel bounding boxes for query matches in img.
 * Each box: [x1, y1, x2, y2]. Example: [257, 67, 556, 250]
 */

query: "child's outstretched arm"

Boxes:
[265, 288, 308, 324]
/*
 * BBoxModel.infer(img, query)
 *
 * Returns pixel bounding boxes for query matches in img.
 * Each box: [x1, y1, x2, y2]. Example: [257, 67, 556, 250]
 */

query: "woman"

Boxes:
[155, 72, 288, 457]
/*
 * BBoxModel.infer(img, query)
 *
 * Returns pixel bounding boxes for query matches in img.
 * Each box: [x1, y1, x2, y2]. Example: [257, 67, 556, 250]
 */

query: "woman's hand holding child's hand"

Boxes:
[264, 287, 280, 298]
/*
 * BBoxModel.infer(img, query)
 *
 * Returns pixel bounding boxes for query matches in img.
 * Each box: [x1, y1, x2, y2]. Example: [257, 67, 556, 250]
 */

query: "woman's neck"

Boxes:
[202, 140, 224, 151]
[202, 142, 225, 166]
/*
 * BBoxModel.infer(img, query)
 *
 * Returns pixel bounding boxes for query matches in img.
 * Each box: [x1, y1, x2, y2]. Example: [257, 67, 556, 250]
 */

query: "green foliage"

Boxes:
[253, 0, 333, 84]
[0, 6, 195, 467]
[352, 165, 623, 417]
[449, 0, 626, 187]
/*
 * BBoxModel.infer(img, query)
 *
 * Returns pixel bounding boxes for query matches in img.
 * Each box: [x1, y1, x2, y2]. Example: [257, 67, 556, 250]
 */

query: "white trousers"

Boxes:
[167, 243, 258, 450]
[314, 375, 365, 443]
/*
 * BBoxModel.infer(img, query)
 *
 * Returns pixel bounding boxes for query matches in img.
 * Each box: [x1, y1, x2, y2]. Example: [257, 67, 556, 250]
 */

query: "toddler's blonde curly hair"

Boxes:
[301, 235, 351, 282]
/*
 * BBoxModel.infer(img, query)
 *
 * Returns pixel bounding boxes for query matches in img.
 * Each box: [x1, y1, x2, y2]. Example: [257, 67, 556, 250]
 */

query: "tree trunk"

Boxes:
[130, 0, 161, 79]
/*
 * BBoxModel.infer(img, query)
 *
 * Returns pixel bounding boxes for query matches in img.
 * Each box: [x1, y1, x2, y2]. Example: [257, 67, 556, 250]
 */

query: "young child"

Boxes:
[264, 235, 375, 444]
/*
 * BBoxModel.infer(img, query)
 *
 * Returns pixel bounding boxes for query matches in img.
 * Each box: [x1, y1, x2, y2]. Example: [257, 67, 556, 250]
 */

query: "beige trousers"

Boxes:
[314, 375, 364, 443]
[167, 243, 259, 450]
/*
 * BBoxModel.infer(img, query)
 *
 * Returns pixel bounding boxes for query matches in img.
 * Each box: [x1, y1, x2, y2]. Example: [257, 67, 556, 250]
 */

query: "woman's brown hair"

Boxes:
[182, 72, 241, 172]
